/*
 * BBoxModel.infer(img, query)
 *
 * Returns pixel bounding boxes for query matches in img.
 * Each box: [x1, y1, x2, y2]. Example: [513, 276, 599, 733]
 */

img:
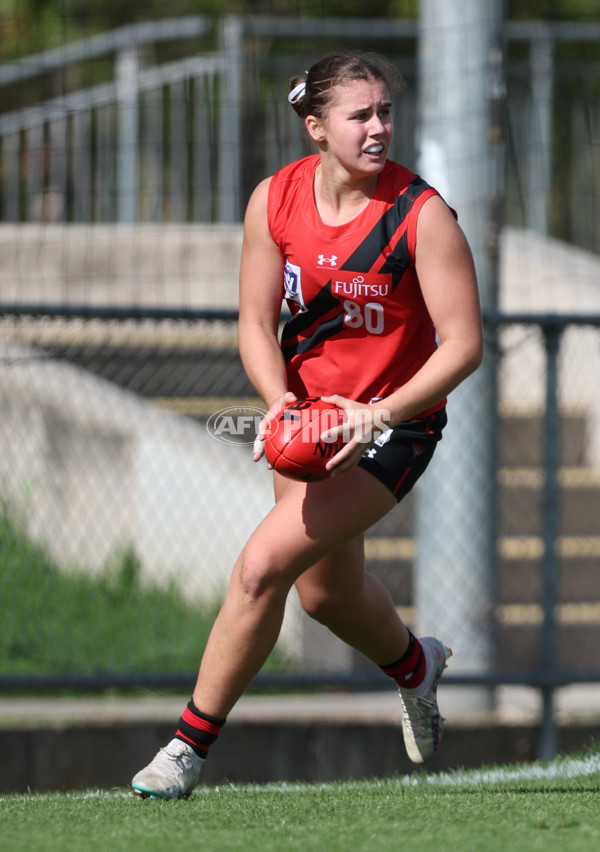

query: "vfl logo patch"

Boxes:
[283, 260, 306, 310]
[317, 254, 337, 268]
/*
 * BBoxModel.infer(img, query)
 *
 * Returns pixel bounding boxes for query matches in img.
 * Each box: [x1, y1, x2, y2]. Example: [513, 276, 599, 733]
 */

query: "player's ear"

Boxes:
[305, 114, 325, 144]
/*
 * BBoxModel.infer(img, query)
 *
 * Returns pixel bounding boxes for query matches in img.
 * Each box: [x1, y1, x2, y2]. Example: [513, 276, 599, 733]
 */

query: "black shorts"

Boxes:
[357, 408, 447, 502]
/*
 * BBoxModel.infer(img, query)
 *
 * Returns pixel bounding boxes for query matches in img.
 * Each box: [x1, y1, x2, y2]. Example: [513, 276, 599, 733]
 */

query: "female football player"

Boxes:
[132, 51, 482, 799]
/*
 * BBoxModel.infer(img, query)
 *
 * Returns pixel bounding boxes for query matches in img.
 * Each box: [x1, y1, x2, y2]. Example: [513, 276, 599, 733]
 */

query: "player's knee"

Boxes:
[238, 546, 289, 601]
[298, 586, 346, 624]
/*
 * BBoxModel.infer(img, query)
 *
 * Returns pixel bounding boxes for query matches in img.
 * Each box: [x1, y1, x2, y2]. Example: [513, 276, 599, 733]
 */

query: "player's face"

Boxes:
[313, 78, 393, 176]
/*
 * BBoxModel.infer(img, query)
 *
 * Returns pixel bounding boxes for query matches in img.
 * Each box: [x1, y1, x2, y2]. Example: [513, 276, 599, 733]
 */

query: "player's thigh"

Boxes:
[255, 464, 396, 579]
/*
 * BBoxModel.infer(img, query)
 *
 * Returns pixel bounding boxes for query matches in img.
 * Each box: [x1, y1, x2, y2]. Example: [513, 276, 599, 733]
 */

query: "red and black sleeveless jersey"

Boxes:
[267, 154, 446, 416]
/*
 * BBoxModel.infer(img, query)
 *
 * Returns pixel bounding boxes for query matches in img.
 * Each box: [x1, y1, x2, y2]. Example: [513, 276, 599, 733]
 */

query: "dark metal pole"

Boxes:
[538, 322, 562, 759]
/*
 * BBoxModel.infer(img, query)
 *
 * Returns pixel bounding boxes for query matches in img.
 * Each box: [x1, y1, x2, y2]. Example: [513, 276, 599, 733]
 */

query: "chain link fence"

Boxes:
[1, 300, 599, 694]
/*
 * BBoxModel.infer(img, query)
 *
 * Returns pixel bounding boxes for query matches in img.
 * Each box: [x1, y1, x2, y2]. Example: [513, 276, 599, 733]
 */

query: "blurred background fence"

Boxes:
[1, 10, 600, 758]
[1, 15, 600, 249]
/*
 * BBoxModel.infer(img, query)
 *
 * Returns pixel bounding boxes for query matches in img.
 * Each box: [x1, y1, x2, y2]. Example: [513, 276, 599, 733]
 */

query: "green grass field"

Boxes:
[0, 510, 290, 677]
[1, 753, 600, 852]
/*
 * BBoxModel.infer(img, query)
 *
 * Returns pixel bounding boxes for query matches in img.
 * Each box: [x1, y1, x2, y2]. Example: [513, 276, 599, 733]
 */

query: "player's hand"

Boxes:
[253, 391, 298, 463]
[319, 395, 391, 476]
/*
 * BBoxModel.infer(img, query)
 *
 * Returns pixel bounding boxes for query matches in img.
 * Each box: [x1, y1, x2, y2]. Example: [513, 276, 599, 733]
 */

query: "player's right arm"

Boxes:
[238, 178, 297, 460]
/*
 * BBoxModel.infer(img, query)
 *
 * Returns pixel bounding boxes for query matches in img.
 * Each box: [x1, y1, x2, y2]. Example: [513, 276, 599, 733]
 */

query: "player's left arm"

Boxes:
[375, 194, 483, 426]
[324, 195, 483, 474]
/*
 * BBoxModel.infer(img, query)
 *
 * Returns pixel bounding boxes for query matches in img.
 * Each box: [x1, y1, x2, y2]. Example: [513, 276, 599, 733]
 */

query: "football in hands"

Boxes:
[264, 397, 347, 482]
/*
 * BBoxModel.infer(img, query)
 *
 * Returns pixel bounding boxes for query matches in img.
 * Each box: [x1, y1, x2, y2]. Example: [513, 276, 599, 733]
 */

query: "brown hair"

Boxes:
[288, 51, 404, 120]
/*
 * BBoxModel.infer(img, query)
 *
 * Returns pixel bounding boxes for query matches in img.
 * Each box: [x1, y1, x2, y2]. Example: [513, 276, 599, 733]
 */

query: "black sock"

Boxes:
[378, 632, 427, 689]
[175, 698, 226, 759]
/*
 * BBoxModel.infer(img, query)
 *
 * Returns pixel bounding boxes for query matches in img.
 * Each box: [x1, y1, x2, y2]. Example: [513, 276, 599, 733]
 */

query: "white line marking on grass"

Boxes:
[217, 753, 600, 794]
[0, 788, 131, 803]
[407, 752, 600, 787]
[3, 753, 599, 802]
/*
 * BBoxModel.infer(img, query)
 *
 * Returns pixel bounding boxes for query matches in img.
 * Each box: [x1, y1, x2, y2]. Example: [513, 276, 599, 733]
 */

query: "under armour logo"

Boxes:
[317, 254, 337, 267]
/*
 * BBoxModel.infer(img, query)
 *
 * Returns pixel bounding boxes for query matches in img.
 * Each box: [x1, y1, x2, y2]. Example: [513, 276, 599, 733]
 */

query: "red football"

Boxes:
[264, 397, 347, 482]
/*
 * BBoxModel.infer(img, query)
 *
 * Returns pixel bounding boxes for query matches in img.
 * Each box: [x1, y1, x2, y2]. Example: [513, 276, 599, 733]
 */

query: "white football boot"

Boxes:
[132, 738, 204, 799]
[398, 636, 452, 764]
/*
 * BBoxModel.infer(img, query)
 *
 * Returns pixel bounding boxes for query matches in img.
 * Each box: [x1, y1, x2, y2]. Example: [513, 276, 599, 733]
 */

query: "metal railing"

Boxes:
[1, 16, 600, 248]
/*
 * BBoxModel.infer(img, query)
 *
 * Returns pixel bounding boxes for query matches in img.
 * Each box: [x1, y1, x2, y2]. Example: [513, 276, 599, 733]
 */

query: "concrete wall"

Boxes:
[0, 223, 243, 309]
[1, 223, 598, 315]
[1, 716, 598, 793]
